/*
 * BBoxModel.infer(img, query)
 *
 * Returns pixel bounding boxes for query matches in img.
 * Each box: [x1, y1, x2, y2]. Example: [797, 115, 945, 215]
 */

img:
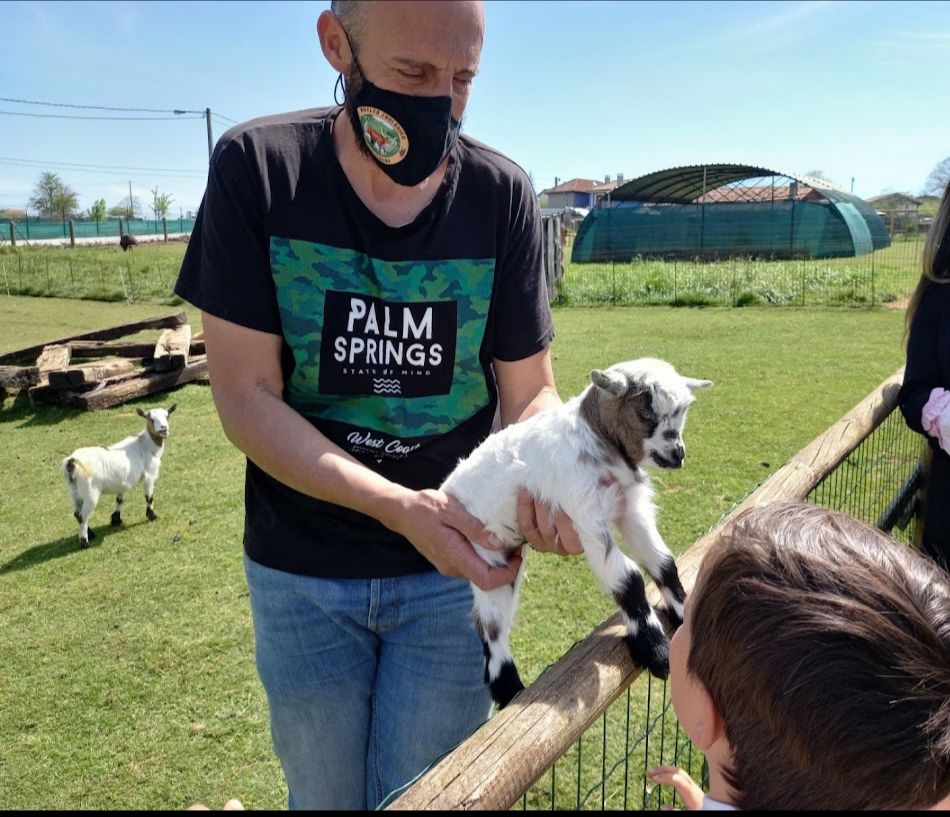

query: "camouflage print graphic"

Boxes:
[270, 237, 495, 440]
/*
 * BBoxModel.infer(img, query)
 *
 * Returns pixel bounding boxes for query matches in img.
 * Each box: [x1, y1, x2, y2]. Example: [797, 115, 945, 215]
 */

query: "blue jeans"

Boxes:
[244, 554, 493, 810]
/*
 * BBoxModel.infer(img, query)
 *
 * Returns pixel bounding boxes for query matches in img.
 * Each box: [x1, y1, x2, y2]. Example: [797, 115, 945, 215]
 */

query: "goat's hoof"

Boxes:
[79, 538, 90, 549]
[624, 630, 670, 681]
[489, 660, 525, 709]
[146, 509, 158, 522]
[111, 511, 122, 527]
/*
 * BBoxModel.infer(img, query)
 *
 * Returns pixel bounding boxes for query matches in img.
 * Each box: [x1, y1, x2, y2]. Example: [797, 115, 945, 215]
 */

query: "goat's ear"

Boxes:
[684, 377, 713, 391]
[591, 368, 628, 398]
[136, 408, 147, 418]
[167, 403, 177, 414]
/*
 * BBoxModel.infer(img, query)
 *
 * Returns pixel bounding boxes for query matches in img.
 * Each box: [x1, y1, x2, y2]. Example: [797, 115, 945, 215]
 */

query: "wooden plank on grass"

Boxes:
[68, 338, 205, 359]
[68, 355, 208, 410]
[48, 358, 138, 389]
[0, 310, 186, 365]
[152, 324, 192, 371]
[36, 345, 71, 372]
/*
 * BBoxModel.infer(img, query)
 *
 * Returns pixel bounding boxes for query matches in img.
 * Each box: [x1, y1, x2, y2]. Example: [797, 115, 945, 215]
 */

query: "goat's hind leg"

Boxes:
[471, 545, 527, 708]
[581, 525, 671, 680]
[111, 494, 124, 527]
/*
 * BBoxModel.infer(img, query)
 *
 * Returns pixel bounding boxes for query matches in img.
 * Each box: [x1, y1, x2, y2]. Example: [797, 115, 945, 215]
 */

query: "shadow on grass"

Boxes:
[0, 521, 147, 575]
[0, 393, 86, 428]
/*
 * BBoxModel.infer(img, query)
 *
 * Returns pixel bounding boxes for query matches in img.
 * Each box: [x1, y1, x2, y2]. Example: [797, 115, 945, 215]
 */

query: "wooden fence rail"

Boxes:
[386, 366, 907, 811]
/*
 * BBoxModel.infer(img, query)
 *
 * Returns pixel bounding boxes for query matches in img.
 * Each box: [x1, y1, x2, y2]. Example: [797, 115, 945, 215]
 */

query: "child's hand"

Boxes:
[646, 765, 705, 811]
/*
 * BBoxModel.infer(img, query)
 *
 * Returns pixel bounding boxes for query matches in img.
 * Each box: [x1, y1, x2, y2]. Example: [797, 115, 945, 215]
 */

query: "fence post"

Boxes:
[162, 217, 168, 242]
[9, 221, 15, 248]
[69, 219, 76, 248]
[118, 217, 125, 238]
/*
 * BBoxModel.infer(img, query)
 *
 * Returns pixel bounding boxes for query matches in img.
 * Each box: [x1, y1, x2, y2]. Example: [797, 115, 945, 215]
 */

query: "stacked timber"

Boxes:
[0, 310, 209, 410]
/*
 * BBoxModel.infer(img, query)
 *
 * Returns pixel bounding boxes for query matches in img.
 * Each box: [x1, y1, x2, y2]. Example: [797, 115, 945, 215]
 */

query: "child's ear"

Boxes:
[686, 682, 726, 752]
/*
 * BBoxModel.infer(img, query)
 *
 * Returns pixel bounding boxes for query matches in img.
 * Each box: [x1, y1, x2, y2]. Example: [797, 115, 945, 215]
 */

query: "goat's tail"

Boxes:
[62, 456, 91, 483]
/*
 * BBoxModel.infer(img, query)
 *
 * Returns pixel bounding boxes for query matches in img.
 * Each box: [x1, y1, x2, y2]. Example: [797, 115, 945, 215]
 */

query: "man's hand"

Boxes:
[516, 488, 584, 556]
[395, 489, 522, 591]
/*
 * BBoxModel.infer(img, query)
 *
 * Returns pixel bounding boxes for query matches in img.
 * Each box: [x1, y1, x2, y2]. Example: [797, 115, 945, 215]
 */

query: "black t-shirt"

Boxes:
[175, 106, 554, 579]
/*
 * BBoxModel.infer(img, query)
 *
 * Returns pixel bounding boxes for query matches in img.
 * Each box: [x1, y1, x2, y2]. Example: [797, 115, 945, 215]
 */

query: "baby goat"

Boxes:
[441, 358, 711, 707]
[62, 404, 176, 549]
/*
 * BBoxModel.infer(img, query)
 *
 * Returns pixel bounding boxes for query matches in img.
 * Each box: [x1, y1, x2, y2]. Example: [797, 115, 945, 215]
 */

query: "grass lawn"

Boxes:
[0, 294, 907, 809]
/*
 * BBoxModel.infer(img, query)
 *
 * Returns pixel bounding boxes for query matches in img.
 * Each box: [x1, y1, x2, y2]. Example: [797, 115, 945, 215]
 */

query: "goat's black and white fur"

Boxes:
[441, 358, 711, 707]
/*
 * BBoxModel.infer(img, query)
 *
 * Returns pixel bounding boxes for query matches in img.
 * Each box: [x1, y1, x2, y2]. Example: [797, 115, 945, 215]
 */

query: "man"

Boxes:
[175, 0, 579, 809]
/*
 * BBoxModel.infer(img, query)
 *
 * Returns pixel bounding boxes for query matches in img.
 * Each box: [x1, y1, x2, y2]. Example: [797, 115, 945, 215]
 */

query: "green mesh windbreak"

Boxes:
[571, 200, 889, 262]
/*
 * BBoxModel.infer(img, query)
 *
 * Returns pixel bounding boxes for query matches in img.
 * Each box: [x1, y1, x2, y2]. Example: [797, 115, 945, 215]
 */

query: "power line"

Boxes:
[0, 109, 203, 121]
[0, 96, 194, 115]
[0, 96, 240, 125]
[0, 155, 206, 175]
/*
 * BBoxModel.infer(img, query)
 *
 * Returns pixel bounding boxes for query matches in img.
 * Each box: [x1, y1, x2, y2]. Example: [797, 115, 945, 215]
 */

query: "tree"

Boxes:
[88, 198, 107, 223]
[110, 195, 141, 218]
[922, 157, 950, 196]
[150, 186, 175, 220]
[803, 169, 834, 186]
[28, 171, 78, 219]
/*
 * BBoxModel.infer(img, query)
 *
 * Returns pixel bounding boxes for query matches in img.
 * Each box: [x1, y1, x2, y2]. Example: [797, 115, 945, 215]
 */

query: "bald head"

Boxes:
[320, 0, 484, 119]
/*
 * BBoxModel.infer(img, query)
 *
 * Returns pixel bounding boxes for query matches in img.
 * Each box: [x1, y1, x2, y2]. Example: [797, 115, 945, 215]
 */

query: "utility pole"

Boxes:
[128, 180, 133, 220]
[206, 108, 213, 159]
[174, 107, 215, 161]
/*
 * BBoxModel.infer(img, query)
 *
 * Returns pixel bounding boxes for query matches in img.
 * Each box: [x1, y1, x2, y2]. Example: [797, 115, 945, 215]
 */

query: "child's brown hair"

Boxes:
[688, 501, 950, 810]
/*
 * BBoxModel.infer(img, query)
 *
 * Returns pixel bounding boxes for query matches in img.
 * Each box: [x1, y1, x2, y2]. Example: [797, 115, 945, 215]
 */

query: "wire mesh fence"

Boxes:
[0, 244, 182, 303]
[503, 393, 924, 811]
[556, 212, 925, 308]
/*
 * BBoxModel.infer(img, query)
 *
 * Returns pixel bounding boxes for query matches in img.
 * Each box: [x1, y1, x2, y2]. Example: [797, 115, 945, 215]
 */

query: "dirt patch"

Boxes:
[885, 296, 910, 311]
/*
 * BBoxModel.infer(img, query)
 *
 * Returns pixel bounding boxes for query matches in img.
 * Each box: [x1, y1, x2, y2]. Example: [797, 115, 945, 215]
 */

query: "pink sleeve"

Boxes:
[921, 387, 950, 450]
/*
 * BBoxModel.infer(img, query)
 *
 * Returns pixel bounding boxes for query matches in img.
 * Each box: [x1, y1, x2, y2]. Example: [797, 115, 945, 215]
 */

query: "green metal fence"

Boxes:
[556, 218, 924, 308]
[3, 217, 195, 242]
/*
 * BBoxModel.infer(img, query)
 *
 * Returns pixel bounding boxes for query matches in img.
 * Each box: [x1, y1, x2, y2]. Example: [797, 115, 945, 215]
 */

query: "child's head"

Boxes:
[670, 501, 950, 810]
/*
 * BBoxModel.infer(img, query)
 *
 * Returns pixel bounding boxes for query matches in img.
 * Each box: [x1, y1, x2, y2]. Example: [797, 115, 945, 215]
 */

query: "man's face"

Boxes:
[342, 1, 483, 123]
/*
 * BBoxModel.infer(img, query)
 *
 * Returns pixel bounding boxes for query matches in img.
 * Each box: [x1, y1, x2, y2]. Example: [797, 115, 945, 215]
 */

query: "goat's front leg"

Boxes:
[579, 522, 671, 680]
[143, 477, 158, 522]
[470, 543, 527, 708]
[617, 490, 685, 627]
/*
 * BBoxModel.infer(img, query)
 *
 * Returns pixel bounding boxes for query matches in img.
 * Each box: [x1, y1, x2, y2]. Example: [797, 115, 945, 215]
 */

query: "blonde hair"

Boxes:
[906, 179, 950, 337]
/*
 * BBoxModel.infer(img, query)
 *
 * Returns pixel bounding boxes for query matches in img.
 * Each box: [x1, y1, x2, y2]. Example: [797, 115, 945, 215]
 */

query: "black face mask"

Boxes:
[337, 31, 461, 187]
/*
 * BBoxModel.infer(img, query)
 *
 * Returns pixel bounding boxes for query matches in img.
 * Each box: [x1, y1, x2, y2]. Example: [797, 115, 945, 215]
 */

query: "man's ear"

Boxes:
[685, 682, 726, 753]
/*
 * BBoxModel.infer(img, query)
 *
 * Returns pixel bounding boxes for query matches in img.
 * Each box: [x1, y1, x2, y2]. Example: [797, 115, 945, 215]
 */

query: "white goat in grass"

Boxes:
[441, 359, 711, 708]
[62, 404, 176, 549]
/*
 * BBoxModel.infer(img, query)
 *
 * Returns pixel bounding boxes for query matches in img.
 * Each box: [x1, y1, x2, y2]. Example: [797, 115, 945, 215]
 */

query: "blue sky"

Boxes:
[1, 0, 948, 215]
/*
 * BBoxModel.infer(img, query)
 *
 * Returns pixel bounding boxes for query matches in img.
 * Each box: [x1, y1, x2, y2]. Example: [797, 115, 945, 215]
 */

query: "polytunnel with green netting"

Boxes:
[571, 164, 891, 263]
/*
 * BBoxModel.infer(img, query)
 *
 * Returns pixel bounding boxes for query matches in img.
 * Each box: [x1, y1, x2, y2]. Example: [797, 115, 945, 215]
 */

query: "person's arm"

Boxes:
[494, 347, 583, 556]
[900, 285, 943, 437]
[202, 312, 520, 591]
[646, 765, 705, 810]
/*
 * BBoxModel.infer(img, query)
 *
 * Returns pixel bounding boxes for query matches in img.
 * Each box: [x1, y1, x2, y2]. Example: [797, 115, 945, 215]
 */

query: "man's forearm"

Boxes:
[501, 384, 562, 428]
[213, 381, 412, 531]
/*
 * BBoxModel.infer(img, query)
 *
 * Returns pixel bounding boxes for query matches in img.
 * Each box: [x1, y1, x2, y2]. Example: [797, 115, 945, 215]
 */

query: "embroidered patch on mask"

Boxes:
[357, 106, 409, 164]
